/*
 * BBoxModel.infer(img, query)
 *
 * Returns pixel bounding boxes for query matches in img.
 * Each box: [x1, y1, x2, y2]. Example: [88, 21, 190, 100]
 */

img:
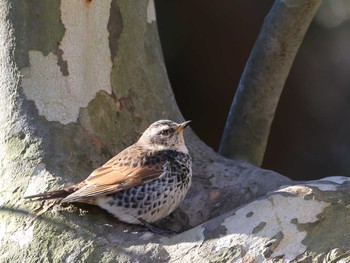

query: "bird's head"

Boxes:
[138, 120, 191, 153]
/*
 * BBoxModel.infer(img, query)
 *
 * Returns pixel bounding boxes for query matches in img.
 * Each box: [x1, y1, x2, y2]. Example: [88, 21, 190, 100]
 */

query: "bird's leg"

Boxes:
[138, 218, 178, 235]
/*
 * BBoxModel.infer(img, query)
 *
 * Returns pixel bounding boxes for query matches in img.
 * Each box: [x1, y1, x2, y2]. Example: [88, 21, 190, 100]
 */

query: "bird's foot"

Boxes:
[138, 218, 178, 235]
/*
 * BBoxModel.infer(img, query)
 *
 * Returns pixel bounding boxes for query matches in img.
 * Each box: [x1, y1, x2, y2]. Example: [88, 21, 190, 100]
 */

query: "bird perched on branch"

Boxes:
[25, 120, 192, 233]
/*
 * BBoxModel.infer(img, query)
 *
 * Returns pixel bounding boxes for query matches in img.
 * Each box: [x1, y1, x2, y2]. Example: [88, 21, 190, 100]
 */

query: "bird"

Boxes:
[24, 120, 192, 233]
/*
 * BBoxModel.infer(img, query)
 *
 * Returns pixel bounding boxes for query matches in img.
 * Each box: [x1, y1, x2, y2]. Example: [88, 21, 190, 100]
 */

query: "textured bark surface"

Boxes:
[219, 0, 322, 166]
[157, 177, 350, 262]
[0, 0, 335, 262]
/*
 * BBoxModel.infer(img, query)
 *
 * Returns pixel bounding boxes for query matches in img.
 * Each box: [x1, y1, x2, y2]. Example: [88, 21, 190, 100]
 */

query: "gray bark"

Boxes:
[219, 0, 322, 166]
[157, 177, 350, 262]
[2, 0, 336, 262]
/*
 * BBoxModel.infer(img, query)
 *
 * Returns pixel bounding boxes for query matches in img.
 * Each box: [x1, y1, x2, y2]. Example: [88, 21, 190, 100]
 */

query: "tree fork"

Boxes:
[0, 1, 290, 261]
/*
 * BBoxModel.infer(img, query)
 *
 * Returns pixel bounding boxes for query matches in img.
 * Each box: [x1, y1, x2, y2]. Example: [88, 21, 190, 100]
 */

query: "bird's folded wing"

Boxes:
[62, 158, 167, 203]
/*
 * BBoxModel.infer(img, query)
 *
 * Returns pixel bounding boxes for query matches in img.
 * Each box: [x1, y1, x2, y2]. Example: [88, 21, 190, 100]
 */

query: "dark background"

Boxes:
[155, 0, 350, 180]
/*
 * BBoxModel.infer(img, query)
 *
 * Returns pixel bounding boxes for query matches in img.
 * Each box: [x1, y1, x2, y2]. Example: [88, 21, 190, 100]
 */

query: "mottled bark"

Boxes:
[219, 0, 322, 166]
[0, 0, 292, 262]
[157, 177, 350, 262]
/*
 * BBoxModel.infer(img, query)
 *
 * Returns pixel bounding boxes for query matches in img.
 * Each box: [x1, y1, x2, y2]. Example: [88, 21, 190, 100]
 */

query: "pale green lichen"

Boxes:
[5, 135, 26, 160]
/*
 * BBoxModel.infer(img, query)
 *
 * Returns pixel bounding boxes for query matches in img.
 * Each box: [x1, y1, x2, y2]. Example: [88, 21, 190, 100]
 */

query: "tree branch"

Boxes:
[219, 0, 322, 166]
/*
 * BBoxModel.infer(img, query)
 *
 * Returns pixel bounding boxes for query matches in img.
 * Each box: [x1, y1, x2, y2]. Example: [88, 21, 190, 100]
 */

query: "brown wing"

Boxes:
[62, 152, 167, 203]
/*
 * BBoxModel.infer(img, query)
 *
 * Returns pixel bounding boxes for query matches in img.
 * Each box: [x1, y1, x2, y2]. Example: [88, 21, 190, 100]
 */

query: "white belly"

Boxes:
[96, 180, 191, 224]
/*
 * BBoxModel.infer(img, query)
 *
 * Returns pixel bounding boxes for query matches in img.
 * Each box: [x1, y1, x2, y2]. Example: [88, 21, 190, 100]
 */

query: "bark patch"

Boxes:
[108, 0, 123, 61]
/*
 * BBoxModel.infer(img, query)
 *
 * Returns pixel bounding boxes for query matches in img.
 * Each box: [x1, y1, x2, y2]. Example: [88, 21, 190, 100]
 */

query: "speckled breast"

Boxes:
[99, 152, 192, 224]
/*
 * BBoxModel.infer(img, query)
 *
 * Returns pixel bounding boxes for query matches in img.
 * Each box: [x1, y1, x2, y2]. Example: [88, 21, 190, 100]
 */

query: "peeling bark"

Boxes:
[0, 1, 293, 262]
[158, 177, 350, 262]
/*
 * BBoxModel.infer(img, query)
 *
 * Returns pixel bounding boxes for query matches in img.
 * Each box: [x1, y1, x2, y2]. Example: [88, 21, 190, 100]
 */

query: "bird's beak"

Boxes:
[175, 120, 191, 133]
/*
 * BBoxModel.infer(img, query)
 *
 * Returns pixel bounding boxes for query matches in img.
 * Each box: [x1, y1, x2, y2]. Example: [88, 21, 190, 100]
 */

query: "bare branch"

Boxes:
[219, 0, 322, 166]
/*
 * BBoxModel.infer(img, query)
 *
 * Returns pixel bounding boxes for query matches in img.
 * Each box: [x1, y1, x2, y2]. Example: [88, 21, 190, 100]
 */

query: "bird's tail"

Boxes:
[24, 188, 75, 201]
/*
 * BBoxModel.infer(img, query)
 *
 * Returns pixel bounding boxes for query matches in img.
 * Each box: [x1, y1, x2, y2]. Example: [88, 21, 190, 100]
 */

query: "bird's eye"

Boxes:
[160, 129, 171, 136]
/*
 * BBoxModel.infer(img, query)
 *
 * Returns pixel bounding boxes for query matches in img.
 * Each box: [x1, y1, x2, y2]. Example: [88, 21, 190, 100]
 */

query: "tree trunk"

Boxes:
[0, 0, 294, 261]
